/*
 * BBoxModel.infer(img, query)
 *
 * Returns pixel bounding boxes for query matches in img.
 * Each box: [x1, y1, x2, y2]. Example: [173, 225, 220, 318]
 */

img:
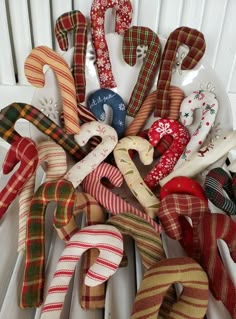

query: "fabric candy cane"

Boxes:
[55, 10, 87, 103]
[205, 167, 236, 215]
[90, 0, 132, 88]
[0, 137, 38, 219]
[199, 213, 236, 318]
[40, 224, 124, 319]
[24, 46, 80, 134]
[131, 257, 209, 319]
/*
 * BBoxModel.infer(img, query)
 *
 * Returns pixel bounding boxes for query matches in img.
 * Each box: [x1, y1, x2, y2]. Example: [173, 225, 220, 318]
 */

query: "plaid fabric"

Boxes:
[21, 179, 77, 308]
[122, 26, 161, 117]
[0, 137, 38, 219]
[158, 193, 211, 260]
[0, 103, 86, 160]
[155, 26, 206, 118]
[199, 214, 236, 318]
[55, 11, 87, 103]
[131, 257, 208, 319]
[205, 167, 236, 215]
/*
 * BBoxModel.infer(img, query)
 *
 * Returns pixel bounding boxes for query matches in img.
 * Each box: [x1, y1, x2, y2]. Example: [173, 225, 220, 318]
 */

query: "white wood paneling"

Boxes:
[137, 0, 161, 32]
[130, 0, 139, 26]
[73, 0, 93, 18]
[181, 0, 206, 30]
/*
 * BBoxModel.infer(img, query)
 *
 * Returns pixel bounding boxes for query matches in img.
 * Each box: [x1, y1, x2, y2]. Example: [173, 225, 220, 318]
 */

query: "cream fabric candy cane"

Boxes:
[160, 130, 236, 187]
[24, 46, 80, 134]
[114, 136, 159, 218]
[131, 257, 209, 319]
[64, 121, 118, 188]
[40, 224, 124, 319]
[18, 141, 67, 251]
[176, 89, 218, 167]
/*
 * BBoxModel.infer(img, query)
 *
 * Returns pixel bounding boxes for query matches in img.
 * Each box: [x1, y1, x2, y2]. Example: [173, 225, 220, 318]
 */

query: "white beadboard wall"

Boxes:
[0, 0, 235, 123]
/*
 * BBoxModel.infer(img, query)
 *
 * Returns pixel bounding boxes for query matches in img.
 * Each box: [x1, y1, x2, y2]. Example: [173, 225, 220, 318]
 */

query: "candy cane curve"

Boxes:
[40, 224, 123, 319]
[114, 136, 159, 219]
[24, 46, 80, 134]
[90, 0, 132, 88]
[55, 10, 87, 103]
[155, 26, 206, 118]
[144, 118, 190, 190]
[122, 26, 161, 117]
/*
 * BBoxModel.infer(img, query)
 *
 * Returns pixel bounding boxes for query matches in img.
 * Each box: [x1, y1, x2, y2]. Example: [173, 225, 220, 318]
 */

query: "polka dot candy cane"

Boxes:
[154, 26, 206, 118]
[24, 46, 80, 134]
[0, 137, 38, 220]
[122, 26, 161, 117]
[113, 136, 160, 218]
[55, 10, 87, 103]
[144, 118, 190, 190]
[176, 88, 218, 167]
[90, 0, 132, 88]
[40, 224, 124, 319]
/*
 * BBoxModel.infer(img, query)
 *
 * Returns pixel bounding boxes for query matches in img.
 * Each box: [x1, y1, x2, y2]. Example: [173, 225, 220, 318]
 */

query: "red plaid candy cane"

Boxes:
[55, 10, 87, 103]
[144, 118, 190, 190]
[114, 136, 160, 219]
[24, 46, 80, 134]
[0, 137, 38, 219]
[90, 0, 132, 88]
[40, 224, 123, 319]
[155, 26, 206, 118]
[199, 214, 236, 318]
[122, 26, 161, 117]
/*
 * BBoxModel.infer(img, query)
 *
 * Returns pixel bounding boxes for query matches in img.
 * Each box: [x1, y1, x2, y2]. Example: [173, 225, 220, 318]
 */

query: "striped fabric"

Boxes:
[0, 137, 38, 219]
[55, 10, 87, 103]
[155, 26, 206, 118]
[0, 102, 86, 160]
[18, 141, 67, 252]
[40, 225, 124, 319]
[205, 167, 236, 215]
[199, 213, 236, 318]
[122, 26, 161, 117]
[158, 194, 211, 260]
[24, 46, 80, 134]
[21, 179, 77, 308]
[82, 162, 161, 234]
[114, 136, 160, 218]
[131, 257, 209, 319]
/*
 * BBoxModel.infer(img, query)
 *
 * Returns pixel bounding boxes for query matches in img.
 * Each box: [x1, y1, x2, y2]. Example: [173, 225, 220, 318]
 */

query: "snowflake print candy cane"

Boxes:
[144, 119, 190, 190]
[24, 46, 80, 134]
[154, 26, 206, 118]
[114, 136, 160, 218]
[90, 0, 132, 88]
[55, 11, 87, 103]
[87, 88, 126, 138]
[64, 121, 118, 188]
[122, 26, 161, 117]
[40, 225, 124, 319]
[175, 88, 218, 168]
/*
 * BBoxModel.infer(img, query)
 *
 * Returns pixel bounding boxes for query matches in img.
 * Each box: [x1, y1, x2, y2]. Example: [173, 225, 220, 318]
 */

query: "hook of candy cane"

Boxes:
[155, 26, 206, 118]
[40, 224, 123, 319]
[82, 162, 161, 233]
[87, 88, 126, 138]
[24, 46, 80, 134]
[160, 130, 236, 187]
[90, 0, 132, 88]
[21, 179, 78, 308]
[144, 118, 190, 190]
[0, 103, 86, 160]
[114, 136, 159, 219]
[0, 137, 38, 220]
[176, 89, 218, 167]
[131, 257, 209, 319]
[18, 141, 68, 252]
[55, 10, 87, 103]
[199, 213, 236, 318]
[64, 121, 118, 188]
[122, 26, 161, 117]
